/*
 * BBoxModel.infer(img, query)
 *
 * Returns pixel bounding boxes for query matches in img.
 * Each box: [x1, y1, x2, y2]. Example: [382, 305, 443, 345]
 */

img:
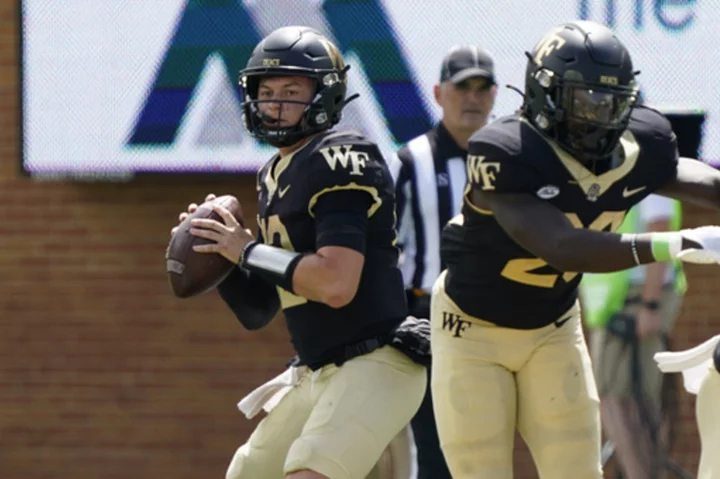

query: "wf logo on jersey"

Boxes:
[320, 145, 368, 176]
[127, 0, 432, 148]
[442, 312, 471, 338]
[467, 155, 501, 191]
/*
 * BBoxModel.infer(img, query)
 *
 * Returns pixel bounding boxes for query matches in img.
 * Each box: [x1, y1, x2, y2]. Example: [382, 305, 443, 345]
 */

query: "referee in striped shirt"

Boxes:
[391, 45, 498, 479]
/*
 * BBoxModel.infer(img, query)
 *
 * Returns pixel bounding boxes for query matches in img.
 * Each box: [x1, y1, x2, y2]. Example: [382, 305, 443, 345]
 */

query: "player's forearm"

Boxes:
[217, 267, 280, 330]
[540, 229, 642, 272]
[487, 191, 699, 274]
[544, 229, 694, 273]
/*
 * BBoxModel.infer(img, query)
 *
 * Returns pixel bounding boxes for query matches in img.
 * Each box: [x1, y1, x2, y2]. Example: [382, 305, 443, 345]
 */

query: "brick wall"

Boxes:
[1, 2, 718, 478]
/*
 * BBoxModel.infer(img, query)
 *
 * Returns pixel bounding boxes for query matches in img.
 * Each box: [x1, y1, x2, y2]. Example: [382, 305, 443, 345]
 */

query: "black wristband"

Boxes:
[643, 300, 660, 311]
[241, 243, 306, 294]
[239, 240, 259, 266]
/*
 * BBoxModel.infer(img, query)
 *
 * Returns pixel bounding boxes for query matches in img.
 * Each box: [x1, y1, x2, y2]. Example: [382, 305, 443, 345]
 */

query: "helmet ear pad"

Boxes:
[523, 67, 566, 131]
[314, 74, 349, 126]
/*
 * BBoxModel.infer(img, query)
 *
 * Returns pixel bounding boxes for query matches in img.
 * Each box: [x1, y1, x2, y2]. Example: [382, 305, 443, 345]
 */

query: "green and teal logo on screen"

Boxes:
[128, 0, 432, 148]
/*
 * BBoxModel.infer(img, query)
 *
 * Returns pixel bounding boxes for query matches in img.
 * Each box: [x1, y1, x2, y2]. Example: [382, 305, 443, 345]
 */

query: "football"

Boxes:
[166, 195, 244, 298]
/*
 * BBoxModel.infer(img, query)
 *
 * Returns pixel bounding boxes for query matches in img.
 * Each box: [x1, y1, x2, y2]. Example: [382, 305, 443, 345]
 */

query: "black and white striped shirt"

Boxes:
[390, 123, 469, 294]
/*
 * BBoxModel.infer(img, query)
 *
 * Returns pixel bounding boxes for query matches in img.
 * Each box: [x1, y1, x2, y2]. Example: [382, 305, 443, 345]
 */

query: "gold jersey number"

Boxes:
[257, 215, 308, 308]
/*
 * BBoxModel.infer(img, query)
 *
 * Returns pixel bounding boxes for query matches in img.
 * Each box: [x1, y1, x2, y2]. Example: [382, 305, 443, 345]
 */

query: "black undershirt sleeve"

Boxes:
[312, 189, 373, 254]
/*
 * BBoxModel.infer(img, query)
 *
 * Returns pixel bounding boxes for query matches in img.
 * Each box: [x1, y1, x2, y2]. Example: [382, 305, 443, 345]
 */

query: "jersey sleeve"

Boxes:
[656, 126, 680, 188]
[631, 107, 680, 187]
[306, 140, 390, 218]
[466, 137, 538, 195]
[312, 189, 371, 253]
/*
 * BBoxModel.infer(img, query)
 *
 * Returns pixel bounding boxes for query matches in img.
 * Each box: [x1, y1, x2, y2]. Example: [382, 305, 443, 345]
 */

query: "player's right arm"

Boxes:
[241, 190, 372, 309]
[466, 146, 705, 273]
[476, 189, 657, 271]
[239, 141, 387, 309]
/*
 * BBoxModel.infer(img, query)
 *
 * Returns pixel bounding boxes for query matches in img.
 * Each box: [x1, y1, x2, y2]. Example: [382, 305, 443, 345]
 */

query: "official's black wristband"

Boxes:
[240, 242, 306, 294]
[643, 300, 660, 311]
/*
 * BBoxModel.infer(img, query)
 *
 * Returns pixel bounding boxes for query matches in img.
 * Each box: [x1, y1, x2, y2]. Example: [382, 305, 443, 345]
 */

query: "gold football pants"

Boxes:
[430, 271, 602, 479]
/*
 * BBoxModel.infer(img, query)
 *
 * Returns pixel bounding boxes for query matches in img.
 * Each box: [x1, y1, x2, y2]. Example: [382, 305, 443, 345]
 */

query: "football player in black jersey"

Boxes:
[431, 20, 720, 479]
[172, 26, 427, 479]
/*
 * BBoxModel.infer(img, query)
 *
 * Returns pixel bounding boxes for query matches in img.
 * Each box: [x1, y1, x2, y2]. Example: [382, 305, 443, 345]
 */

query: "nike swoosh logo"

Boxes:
[622, 185, 646, 198]
[554, 315, 572, 328]
[278, 185, 291, 198]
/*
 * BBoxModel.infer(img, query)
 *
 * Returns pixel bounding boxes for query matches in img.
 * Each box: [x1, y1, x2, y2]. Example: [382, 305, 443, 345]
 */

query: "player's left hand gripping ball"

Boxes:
[166, 195, 246, 298]
[190, 201, 255, 264]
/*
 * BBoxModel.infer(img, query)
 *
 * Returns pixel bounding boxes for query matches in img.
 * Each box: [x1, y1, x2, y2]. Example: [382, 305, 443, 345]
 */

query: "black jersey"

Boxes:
[442, 107, 679, 329]
[255, 130, 407, 364]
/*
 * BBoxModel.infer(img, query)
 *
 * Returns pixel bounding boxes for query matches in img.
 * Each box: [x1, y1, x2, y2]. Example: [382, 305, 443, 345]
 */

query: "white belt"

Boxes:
[654, 334, 720, 394]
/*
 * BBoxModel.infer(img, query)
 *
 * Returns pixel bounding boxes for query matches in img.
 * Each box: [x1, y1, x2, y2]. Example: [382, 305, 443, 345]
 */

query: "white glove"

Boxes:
[675, 226, 720, 264]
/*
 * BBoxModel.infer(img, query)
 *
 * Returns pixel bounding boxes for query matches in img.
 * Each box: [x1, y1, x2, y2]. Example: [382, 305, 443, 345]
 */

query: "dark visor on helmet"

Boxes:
[568, 88, 636, 126]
